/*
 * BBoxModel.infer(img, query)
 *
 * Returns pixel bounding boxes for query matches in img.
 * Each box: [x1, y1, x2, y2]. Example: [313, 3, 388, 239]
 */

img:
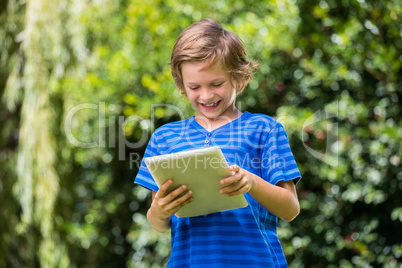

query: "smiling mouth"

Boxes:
[201, 100, 221, 107]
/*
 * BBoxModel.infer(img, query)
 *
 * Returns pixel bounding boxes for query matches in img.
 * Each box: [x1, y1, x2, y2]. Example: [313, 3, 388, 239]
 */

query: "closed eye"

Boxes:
[212, 82, 224, 87]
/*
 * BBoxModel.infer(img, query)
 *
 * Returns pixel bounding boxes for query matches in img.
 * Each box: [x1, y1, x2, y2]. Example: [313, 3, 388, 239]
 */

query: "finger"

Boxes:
[229, 164, 240, 173]
[168, 197, 194, 216]
[155, 179, 174, 198]
[164, 190, 193, 212]
[220, 171, 242, 186]
[226, 184, 250, 196]
[220, 178, 244, 194]
[164, 185, 189, 203]
[153, 187, 192, 218]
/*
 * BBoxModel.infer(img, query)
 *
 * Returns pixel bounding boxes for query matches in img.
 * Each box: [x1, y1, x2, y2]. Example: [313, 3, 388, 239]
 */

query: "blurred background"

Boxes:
[1, 0, 401, 267]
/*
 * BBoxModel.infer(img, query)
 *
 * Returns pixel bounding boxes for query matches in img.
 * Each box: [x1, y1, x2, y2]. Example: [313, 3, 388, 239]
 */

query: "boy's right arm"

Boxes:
[147, 180, 193, 233]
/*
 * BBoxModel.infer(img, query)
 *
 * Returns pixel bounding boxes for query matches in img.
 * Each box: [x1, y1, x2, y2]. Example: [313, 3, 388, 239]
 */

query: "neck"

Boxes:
[195, 109, 243, 131]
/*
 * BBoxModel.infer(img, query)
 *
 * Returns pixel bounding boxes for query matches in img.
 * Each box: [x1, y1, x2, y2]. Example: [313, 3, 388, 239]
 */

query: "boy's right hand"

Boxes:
[150, 179, 193, 221]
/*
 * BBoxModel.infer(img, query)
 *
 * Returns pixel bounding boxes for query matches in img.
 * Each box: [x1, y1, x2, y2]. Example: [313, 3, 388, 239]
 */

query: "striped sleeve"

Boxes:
[261, 122, 301, 185]
[134, 132, 159, 192]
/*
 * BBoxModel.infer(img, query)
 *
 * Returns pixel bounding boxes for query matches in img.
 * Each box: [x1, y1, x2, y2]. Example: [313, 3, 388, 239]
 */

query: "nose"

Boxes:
[200, 87, 214, 101]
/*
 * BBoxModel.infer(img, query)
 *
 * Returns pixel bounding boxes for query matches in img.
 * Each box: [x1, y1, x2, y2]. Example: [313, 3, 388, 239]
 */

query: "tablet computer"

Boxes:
[144, 146, 248, 217]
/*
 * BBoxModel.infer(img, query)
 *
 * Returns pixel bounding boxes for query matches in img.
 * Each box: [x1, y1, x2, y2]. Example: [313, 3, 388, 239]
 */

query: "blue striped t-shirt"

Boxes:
[134, 111, 301, 267]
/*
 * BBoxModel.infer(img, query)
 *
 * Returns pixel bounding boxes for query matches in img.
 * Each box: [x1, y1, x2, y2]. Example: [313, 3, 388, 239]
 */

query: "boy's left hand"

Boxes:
[219, 165, 255, 196]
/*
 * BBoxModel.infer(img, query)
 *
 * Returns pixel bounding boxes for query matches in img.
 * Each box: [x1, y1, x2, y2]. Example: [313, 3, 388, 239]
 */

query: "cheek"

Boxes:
[225, 87, 237, 101]
[185, 91, 197, 103]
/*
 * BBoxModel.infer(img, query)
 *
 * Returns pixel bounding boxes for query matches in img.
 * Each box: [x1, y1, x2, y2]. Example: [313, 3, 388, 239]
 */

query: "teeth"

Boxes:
[203, 101, 218, 107]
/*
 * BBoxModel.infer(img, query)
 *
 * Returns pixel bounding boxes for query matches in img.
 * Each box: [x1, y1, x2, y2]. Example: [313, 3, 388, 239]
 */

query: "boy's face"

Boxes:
[181, 61, 237, 122]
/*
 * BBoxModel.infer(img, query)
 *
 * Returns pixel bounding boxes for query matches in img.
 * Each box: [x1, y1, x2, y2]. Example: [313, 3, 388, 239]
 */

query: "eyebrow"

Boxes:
[185, 78, 226, 86]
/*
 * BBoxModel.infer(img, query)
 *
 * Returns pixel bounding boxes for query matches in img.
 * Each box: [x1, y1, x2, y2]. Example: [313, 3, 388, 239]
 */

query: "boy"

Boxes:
[135, 18, 301, 267]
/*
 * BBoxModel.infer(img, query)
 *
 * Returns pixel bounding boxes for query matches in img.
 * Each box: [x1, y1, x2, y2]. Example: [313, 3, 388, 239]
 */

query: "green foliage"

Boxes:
[1, 0, 401, 267]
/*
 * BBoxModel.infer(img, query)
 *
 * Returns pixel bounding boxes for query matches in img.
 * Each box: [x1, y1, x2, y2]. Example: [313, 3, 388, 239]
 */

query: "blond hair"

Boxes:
[169, 18, 258, 94]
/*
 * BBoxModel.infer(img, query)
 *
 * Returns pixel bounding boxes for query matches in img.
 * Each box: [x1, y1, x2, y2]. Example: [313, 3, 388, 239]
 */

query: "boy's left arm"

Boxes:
[219, 165, 300, 222]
